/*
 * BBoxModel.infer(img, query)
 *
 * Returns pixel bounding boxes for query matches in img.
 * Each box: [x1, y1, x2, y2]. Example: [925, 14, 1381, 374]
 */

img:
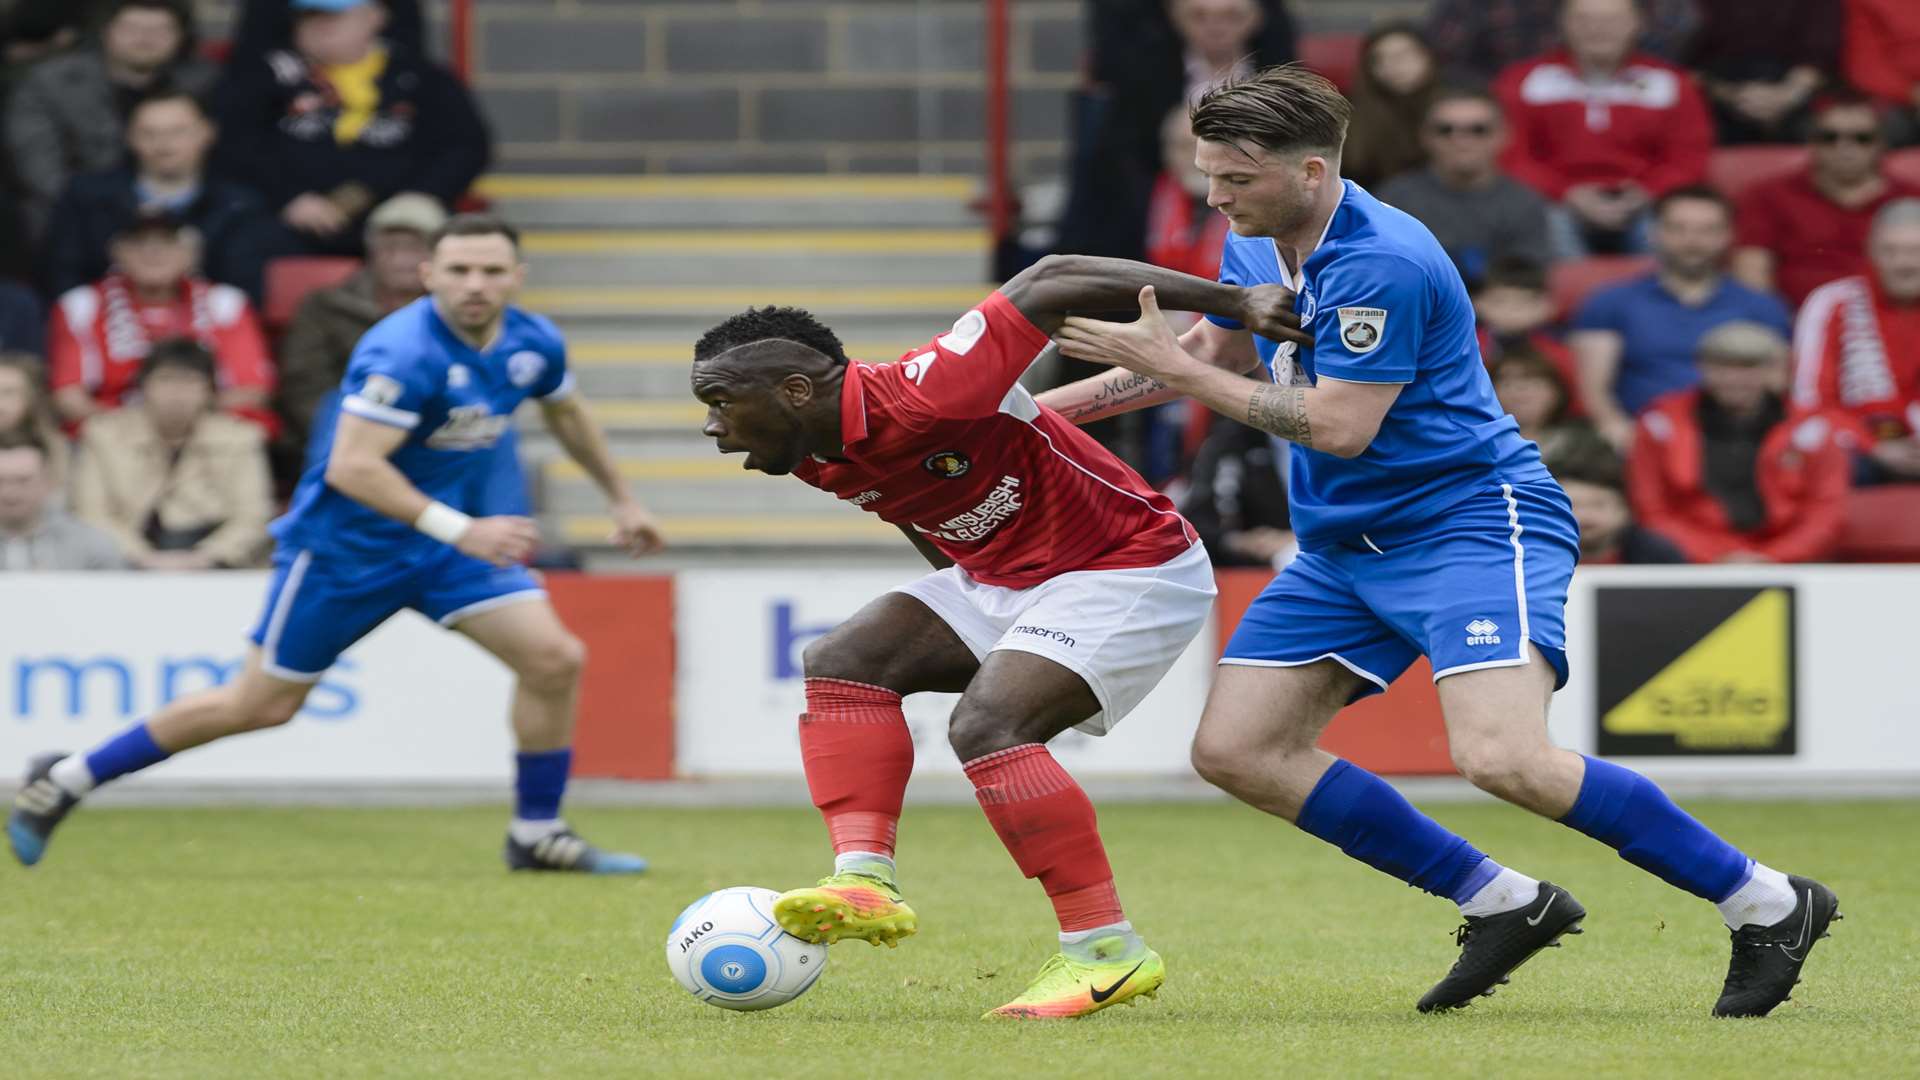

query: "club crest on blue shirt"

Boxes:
[447, 364, 471, 388]
[1295, 286, 1317, 326]
[507, 350, 547, 388]
[1337, 307, 1387, 353]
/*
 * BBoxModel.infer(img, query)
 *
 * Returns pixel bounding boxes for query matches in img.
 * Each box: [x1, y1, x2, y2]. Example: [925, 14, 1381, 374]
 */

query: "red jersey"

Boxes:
[794, 292, 1197, 588]
[49, 274, 275, 409]
[1494, 49, 1711, 200]
[1844, 0, 1920, 108]
[1790, 274, 1920, 441]
[1736, 172, 1920, 308]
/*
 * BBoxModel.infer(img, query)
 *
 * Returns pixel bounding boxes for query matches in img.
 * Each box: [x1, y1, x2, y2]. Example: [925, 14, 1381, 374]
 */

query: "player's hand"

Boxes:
[1238, 284, 1315, 347]
[1055, 286, 1195, 385]
[282, 192, 349, 235]
[457, 515, 540, 567]
[609, 499, 667, 557]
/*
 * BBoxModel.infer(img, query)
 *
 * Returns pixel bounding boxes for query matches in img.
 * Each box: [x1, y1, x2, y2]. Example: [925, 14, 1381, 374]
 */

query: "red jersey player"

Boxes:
[690, 255, 1303, 1019]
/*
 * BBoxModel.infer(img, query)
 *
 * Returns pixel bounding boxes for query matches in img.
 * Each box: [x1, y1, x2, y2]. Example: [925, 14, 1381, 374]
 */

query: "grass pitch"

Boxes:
[2, 797, 1915, 1079]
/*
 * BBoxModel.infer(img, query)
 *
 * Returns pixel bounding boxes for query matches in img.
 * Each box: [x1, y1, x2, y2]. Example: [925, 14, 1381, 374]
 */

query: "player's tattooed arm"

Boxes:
[1245, 384, 1313, 447]
[1000, 254, 1307, 344]
[1048, 368, 1169, 422]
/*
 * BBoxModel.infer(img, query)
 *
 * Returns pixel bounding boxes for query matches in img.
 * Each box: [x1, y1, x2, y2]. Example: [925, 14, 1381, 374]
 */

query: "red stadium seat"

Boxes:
[1299, 32, 1363, 92]
[1706, 146, 1807, 201]
[1884, 148, 1920, 189]
[263, 256, 362, 333]
[1548, 255, 1656, 319]
[1835, 486, 1920, 562]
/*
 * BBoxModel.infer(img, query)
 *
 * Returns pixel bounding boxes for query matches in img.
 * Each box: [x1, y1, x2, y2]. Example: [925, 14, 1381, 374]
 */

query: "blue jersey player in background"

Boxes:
[1043, 67, 1837, 1019]
[11, 214, 666, 875]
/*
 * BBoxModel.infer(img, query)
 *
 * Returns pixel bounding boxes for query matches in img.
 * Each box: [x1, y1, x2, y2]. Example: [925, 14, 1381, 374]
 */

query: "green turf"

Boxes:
[2, 798, 1915, 1079]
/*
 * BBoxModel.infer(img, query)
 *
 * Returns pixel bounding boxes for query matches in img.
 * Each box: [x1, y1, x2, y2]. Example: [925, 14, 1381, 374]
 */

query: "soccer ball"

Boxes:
[665, 886, 829, 1011]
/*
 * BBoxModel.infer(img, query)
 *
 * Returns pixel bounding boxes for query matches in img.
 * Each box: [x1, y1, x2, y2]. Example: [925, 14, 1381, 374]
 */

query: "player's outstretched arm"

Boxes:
[538, 393, 665, 556]
[1056, 287, 1401, 458]
[999, 254, 1311, 343]
[1037, 318, 1260, 425]
[325, 413, 538, 566]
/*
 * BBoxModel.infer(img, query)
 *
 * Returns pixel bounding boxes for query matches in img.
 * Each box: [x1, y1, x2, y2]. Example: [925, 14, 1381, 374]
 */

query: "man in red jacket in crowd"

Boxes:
[1733, 93, 1920, 309]
[1628, 321, 1852, 563]
[1496, 0, 1712, 259]
[47, 210, 275, 433]
[1791, 198, 1920, 485]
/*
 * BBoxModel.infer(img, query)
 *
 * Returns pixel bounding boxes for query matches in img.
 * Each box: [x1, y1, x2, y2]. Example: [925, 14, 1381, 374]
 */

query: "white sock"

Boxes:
[48, 755, 96, 796]
[1716, 862, 1796, 929]
[834, 850, 896, 884]
[509, 817, 566, 845]
[1458, 866, 1542, 918]
[1060, 920, 1144, 962]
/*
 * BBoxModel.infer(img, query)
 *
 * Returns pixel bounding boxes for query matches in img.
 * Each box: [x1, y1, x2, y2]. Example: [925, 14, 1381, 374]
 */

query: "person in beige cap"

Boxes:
[274, 192, 447, 462]
[1625, 319, 1855, 563]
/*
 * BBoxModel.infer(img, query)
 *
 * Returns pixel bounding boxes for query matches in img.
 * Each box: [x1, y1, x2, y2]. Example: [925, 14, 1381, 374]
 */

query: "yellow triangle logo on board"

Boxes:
[1601, 589, 1791, 751]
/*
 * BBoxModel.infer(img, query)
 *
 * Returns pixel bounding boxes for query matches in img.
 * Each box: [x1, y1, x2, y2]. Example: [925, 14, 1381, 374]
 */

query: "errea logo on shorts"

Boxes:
[1465, 619, 1502, 646]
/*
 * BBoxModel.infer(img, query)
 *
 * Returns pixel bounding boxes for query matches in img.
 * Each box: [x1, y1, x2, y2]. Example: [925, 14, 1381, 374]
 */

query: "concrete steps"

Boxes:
[493, 174, 988, 553]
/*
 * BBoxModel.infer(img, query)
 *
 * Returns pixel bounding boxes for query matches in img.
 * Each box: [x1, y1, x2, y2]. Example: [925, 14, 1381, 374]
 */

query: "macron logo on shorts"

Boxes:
[1465, 618, 1502, 646]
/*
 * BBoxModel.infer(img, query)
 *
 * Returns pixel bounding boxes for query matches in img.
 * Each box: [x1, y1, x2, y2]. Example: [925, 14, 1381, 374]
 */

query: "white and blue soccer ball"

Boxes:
[665, 886, 828, 1011]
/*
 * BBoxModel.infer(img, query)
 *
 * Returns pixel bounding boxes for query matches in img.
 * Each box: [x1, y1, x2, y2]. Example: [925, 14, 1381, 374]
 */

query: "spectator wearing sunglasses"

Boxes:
[1733, 93, 1920, 307]
[1377, 87, 1552, 287]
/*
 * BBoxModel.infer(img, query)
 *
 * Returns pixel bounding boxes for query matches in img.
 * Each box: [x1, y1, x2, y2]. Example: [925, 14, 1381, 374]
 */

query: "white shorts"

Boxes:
[891, 543, 1216, 735]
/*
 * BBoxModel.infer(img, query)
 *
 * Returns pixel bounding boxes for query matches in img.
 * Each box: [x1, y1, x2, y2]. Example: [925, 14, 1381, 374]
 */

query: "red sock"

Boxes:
[799, 678, 913, 858]
[963, 743, 1125, 932]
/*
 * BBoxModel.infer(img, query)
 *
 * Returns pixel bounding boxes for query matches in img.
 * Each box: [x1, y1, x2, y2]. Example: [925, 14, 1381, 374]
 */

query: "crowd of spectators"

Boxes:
[1055, 0, 1920, 569]
[0, 0, 488, 574]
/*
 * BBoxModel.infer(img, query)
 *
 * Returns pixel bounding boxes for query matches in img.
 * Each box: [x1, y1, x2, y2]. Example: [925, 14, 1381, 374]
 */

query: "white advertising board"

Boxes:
[674, 569, 1217, 776]
[0, 574, 515, 783]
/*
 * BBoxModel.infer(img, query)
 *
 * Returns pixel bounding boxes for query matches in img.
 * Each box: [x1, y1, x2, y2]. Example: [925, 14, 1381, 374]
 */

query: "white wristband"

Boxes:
[414, 501, 473, 544]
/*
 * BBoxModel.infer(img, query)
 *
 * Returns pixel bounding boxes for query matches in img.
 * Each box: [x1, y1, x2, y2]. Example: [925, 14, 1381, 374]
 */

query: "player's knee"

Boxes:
[1189, 729, 1245, 790]
[946, 697, 1022, 763]
[237, 687, 306, 732]
[801, 630, 876, 684]
[1449, 737, 1532, 796]
[521, 633, 586, 693]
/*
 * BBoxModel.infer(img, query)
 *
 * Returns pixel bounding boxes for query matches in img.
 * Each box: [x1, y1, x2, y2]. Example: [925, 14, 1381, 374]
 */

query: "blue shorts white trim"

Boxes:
[248, 546, 545, 681]
[1220, 480, 1577, 699]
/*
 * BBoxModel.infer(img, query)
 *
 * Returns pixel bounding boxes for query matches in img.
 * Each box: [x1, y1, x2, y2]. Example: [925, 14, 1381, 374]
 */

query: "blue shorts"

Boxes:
[1222, 480, 1578, 698]
[247, 545, 544, 681]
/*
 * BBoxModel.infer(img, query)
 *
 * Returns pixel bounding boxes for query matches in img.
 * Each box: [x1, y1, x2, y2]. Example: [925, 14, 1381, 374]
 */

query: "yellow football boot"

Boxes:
[984, 939, 1165, 1019]
[773, 872, 918, 948]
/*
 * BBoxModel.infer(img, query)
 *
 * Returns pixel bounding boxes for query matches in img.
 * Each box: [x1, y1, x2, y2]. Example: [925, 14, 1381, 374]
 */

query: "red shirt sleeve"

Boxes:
[1639, 70, 1713, 195]
[211, 294, 275, 392]
[1755, 416, 1851, 563]
[1495, 61, 1574, 200]
[884, 291, 1053, 425]
[47, 295, 86, 391]
[1626, 408, 1740, 562]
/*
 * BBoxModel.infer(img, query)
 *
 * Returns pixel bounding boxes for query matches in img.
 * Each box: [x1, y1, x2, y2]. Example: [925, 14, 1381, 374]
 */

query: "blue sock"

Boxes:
[1558, 755, 1750, 902]
[81, 722, 171, 787]
[1297, 760, 1492, 902]
[514, 748, 572, 821]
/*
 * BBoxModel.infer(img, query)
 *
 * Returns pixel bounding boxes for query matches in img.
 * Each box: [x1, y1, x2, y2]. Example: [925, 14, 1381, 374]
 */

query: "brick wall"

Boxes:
[192, 0, 1426, 179]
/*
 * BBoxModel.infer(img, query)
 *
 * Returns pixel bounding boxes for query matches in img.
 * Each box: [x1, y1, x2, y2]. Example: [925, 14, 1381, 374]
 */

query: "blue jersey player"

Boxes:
[1042, 67, 1837, 1018]
[10, 214, 665, 874]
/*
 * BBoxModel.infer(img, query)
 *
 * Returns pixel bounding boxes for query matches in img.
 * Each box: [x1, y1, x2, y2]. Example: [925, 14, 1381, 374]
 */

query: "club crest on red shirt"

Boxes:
[923, 450, 971, 478]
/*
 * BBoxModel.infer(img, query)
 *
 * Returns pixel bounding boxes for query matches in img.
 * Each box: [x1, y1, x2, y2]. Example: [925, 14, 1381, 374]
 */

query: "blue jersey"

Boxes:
[272, 297, 572, 571]
[1207, 181, 1551, 550]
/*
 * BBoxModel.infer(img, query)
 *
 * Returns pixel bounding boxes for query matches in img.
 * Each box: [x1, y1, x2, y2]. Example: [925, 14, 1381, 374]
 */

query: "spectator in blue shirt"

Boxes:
[1569, 185, 1791, 451]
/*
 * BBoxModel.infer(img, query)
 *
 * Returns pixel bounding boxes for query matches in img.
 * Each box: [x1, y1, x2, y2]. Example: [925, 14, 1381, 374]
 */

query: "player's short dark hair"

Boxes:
[431, 212, 520, 254]
[694, 307, 850, 368]
[109, 0, 190, 30]
[1654, 184, 1732, 222]
[0, 427, 50, 462]
[139, 338, 216, 385]
[1543, 427, 1624, 492]
[1190, 64, 1352, 159]
[1476, 256, 1549, 295]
